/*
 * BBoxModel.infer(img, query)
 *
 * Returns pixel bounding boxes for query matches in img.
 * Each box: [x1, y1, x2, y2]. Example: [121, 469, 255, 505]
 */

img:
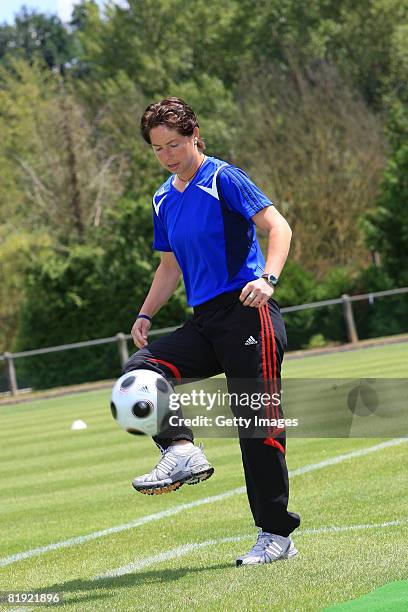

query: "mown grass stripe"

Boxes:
[95, 518, 408, 579]
[1, 438, 407, 569]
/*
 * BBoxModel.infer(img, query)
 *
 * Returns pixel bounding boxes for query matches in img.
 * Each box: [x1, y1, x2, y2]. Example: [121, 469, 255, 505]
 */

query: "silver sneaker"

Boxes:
[132, 443, 214, 495]
[236, 530, 298, 566]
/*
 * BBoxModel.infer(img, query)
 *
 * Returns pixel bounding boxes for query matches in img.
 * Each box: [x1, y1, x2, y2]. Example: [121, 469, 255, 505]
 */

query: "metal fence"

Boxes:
[1, 287, 408, 396]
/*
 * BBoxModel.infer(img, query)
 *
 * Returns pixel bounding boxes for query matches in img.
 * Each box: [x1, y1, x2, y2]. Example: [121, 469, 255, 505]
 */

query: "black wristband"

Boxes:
[137, 314, 152, 322]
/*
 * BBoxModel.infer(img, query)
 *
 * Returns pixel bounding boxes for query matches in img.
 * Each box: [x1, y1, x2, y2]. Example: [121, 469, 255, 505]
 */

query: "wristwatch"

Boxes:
[261, 273, 279, 287]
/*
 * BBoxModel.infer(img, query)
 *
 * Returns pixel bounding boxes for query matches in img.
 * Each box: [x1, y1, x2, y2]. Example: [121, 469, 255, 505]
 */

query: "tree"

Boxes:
[15, 199, 188, 388]
[363, 9, 408, 286]
[0, 7, 75, 69]
[0, 58, 127, 242]
[0, 58, 131, 353]
[364, 102, 408, 285]
[73, 0, 237, 95]
[317, 0, 408, 109]
[227, 0, 407, 111]
[233, 60, 386, 276]
[1, 0, 406, 362]
[0, 228, 51, 352]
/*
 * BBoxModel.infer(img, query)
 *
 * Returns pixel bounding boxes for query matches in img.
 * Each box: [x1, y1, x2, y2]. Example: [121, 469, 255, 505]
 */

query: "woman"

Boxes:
[124, 97, 300, 566]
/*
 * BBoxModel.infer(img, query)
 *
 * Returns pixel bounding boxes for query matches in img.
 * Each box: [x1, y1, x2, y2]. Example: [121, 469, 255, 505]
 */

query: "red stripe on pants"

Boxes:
[259, 304, 285, 454]
[264, 436, 285, 455]
[264, 304, 278, 421]
[259, 306, 274, 439]
[146, 357, 182, 383]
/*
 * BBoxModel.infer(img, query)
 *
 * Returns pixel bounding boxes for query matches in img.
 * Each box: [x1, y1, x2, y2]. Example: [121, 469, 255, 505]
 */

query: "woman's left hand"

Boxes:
[240, 278, 274, 308]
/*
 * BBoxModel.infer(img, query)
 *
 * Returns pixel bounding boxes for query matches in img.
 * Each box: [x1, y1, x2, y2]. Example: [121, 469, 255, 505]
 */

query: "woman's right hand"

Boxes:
[131, 317, 151, 348]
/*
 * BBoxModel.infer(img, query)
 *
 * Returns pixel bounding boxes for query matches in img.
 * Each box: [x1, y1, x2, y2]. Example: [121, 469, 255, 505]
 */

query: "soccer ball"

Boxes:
[110, 369, 172, 436]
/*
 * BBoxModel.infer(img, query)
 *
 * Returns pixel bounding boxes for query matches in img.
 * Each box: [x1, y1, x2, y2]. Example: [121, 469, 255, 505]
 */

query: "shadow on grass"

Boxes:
[37, 562, 232, 607]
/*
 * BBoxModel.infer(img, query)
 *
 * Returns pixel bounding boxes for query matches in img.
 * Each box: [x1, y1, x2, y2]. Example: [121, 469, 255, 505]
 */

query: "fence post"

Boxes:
[116, 333, 129, 368]
[342, 294, 359, 343]
[4, 352, 18, 396]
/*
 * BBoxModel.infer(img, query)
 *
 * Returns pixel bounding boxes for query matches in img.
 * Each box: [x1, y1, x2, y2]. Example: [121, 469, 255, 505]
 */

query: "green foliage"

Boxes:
[279, 264, 355, 349]
[277, 262, 319, 350]
[364, 103, 408, 285]
[279, 263, 408, 350]
[1, 0, 407, 380]
[0, 229, 52, 353]
[15, 199, 188, 388]
[352, 266, 408, 340]
[171, 76, 238, 160]
[0, 58, 55, 227]
[307, 333, 327, 349]
[0, 57, 129, 243]
[74, 0, 237, 96]
[315, 0, 408, 108]
[0, 7, 75, 68]
[234, 61, 385, 276]
[75, 70, 175, 199]
[314, 268, 355, 345]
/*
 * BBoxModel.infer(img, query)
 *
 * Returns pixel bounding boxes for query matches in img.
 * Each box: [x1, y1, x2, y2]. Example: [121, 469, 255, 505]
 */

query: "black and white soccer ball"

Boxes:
[110, 369, 172, 436]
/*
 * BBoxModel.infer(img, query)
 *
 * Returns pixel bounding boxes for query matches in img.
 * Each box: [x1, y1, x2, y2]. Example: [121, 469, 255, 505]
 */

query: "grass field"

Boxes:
[0, 342, 407, 611]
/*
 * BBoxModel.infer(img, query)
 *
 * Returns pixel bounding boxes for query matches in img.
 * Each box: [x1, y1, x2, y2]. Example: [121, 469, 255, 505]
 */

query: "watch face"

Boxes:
[263, 274, 278, 287]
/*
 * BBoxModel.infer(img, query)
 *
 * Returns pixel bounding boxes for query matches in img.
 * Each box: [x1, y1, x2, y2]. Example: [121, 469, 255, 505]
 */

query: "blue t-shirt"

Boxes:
[152, 156, 272, 306]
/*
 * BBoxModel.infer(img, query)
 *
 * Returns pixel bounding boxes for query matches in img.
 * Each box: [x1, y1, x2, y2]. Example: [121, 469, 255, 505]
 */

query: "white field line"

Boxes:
[96, 518, 408, 579]
[1, 438, 407, 569]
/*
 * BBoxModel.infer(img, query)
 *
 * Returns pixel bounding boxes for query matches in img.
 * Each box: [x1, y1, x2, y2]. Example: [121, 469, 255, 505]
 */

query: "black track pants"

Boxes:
[124, 290, 300, 536]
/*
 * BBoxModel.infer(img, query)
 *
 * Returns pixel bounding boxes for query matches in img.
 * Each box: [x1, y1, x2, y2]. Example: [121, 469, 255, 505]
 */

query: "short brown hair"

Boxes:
[140, 97, 205, 151]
